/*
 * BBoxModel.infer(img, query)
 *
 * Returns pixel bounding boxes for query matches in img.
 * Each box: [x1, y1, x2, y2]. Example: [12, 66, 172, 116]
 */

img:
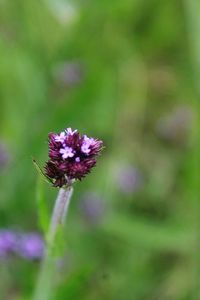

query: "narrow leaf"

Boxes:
[32, 158, 53, 184]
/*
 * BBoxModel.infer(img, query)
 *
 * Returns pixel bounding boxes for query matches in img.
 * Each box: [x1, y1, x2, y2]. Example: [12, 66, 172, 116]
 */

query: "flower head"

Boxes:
[45, 128, 103, 187]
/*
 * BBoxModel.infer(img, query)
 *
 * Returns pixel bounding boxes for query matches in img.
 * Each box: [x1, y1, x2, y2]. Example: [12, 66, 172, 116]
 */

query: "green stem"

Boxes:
[33, 186, 73, 300]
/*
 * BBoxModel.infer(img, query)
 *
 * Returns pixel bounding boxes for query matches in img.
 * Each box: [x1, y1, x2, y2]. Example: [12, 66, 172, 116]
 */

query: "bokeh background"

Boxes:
[0, 0, 200, 299]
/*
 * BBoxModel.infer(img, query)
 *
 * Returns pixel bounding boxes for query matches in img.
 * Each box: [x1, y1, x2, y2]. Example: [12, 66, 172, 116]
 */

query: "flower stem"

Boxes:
[33, 186, 73, 300]
[48, 187, 73, 243]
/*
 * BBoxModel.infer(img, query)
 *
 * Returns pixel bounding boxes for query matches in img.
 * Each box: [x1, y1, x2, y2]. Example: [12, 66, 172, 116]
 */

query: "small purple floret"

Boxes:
[65, 128, 77, 135]
[81, 144, 91, 154]
[55, 132, 66, 143]
[60, 146, 75, 159]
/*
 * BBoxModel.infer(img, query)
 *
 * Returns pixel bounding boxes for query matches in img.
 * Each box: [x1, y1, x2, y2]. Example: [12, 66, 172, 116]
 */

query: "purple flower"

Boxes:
[17, 233, 44, 260]
[54, 62, 84, 87]
[117, 166, 143, 194]
[156, 106, 194, 145]
[0, 230, 17, 257]
[79, 192, 105, 225]
[45, 128, 104, 187]
[0, 230, 44, 261]
[0, 143, 10, 170]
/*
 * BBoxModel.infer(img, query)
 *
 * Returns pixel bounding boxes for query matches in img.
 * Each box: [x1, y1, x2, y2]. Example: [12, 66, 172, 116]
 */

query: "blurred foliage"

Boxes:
[0, 0, 200, 299]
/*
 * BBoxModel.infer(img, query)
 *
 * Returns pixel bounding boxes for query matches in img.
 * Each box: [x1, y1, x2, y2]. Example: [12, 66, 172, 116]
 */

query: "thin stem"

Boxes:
[48, 187, 73, 243]
[33, 186, 73, 300]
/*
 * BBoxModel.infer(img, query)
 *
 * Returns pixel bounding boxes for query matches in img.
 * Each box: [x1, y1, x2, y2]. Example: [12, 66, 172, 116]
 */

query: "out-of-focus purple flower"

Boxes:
[54, 62, 84, 87]
[156, 106, 194, 145]
[17, 233, 44, 260]
[0, 230, 17, 257]
[117, 166, 143, 194]
[79, 192, 105, 225]
[0, 143, 10, 170]
[0, 230, 44, 261]
[45, 128, 104, 187]
[148, 66, 176, 95]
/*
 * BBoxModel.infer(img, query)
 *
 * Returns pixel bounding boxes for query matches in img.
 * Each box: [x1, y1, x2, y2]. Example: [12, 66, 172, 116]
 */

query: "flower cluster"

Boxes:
[0, 230, 44, 260]
[45, 128, 103, 187]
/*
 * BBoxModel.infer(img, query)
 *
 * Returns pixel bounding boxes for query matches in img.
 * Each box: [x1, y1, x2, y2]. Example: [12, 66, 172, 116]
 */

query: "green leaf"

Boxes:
[103, 214, 195, 254]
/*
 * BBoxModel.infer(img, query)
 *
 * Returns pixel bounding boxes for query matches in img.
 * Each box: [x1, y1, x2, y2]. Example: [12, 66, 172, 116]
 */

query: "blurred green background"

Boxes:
[0, 0, 200, 299]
